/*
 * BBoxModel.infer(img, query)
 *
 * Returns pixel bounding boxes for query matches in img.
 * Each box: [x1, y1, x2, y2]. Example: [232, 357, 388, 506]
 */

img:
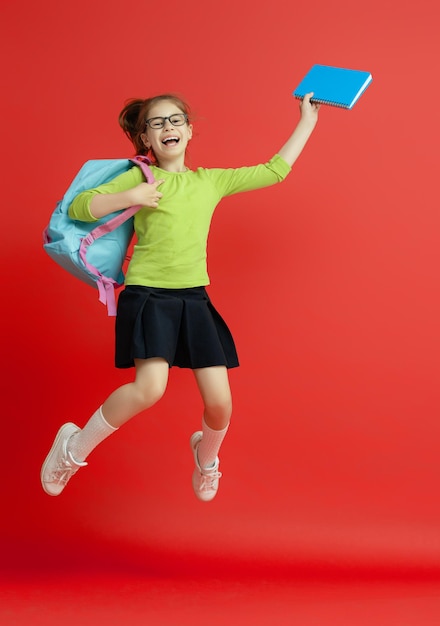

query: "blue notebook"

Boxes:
[293, 64, 373, 109]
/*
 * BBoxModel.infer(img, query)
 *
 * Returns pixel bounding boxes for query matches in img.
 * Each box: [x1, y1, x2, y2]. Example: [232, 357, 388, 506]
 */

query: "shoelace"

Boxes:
[50, 457, 79, 485]
[199, 470, 222, 492]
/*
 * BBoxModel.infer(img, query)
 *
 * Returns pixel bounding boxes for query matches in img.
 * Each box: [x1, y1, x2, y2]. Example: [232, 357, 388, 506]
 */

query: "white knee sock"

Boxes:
[197, 419, 229, 469]
[67, 406, 118, 463]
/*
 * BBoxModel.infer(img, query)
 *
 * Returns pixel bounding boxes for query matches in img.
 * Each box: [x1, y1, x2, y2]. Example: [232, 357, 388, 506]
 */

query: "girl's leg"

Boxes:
[41, 358, 169, 496]
[101, 357, 170, 428]
[193, 365, 233, 432]
[68, 357, 169, 460]
[190, 366, 232, 501]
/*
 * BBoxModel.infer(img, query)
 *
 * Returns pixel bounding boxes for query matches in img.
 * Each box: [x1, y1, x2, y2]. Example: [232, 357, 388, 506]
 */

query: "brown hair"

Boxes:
[118, 94, 192, 160]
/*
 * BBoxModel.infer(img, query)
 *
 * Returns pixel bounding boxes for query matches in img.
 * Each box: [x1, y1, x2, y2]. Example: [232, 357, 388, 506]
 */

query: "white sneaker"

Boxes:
[41, 423, 87, 496]
[190, 431, 222, 502]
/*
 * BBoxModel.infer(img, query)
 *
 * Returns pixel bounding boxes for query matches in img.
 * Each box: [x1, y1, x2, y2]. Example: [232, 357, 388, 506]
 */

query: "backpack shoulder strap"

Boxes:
[79, 156, 155, 315]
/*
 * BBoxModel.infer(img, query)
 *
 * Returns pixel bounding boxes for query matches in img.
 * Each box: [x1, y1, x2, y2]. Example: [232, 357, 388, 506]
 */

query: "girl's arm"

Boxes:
[89, 180, 165, 218]
[277, 93, 320, 167]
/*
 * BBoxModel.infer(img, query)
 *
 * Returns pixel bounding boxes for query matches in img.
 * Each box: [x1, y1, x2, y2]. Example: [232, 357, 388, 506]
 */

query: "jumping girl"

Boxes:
[41, 92, 320, 502]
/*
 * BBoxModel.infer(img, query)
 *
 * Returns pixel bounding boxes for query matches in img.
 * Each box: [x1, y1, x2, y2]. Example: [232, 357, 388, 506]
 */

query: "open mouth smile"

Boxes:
[162, 136, 180, 146]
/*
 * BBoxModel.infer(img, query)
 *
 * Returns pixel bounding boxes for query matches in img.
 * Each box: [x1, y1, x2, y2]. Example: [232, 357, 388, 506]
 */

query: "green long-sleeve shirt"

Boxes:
[69, 154, 291, 288]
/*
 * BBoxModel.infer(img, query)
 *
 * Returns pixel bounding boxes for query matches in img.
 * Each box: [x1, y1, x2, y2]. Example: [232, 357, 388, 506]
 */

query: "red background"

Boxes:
[1, 0, 440, 622]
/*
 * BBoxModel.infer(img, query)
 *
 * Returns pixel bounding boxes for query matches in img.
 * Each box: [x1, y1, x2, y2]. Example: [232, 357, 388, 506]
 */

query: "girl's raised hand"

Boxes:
[299, 92, 320, 124]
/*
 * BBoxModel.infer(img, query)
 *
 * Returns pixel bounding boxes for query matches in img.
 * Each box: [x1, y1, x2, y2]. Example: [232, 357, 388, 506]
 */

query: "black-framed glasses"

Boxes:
[145, 113, 188, 129]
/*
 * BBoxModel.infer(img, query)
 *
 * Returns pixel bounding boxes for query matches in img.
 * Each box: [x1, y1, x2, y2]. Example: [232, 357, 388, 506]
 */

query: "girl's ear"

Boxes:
[187, 124, 193, 141]
[140, 132, 150, 149]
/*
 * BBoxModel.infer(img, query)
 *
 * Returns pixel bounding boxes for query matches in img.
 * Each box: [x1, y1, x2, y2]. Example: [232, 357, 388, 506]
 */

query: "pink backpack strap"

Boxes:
[79, 156, 155, 315]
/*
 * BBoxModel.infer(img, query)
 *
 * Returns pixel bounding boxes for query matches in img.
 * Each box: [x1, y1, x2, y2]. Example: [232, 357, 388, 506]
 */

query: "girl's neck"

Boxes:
[156, 156, 187, 173]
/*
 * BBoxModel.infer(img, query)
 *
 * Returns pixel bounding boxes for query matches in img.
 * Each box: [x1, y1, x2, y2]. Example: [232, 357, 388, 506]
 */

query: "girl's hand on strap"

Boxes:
[90, 180, 165, 218]
[129, 180, 165, 208]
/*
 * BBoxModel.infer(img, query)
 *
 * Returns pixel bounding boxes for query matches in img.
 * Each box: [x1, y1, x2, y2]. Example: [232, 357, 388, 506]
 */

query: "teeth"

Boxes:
[162, 136, 179, 144]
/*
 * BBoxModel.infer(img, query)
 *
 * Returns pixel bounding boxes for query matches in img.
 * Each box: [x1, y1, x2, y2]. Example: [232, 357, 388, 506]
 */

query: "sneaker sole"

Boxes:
[40, 422, 79, 496]
[190, 431, 203, 457]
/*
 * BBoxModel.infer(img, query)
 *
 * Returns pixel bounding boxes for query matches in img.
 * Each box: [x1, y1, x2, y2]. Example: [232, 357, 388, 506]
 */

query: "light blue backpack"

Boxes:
[43, 155, 154, 315]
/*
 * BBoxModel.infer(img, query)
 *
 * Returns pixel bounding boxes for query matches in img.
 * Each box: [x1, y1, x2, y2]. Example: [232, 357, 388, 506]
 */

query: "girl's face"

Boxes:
[141, 100, 193, 167]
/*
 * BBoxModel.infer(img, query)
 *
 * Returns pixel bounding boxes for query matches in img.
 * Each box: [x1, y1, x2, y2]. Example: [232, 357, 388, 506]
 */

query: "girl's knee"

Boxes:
[204, 396, 233, 422]
[148, 382, 167, 406]
[133, 380, 167, 411]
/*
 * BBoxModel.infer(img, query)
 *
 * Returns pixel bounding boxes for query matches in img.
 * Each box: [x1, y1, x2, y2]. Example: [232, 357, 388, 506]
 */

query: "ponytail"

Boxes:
[118, 98, 149, 156]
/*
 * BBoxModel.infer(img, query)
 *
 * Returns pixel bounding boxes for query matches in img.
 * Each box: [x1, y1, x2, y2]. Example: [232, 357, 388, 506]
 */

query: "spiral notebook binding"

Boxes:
[294, 95, 347, 109]
[313, 98, 346, 109]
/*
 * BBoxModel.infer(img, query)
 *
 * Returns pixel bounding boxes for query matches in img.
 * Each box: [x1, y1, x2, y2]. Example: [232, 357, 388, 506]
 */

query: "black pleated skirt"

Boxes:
[115, 285, 239, 369]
